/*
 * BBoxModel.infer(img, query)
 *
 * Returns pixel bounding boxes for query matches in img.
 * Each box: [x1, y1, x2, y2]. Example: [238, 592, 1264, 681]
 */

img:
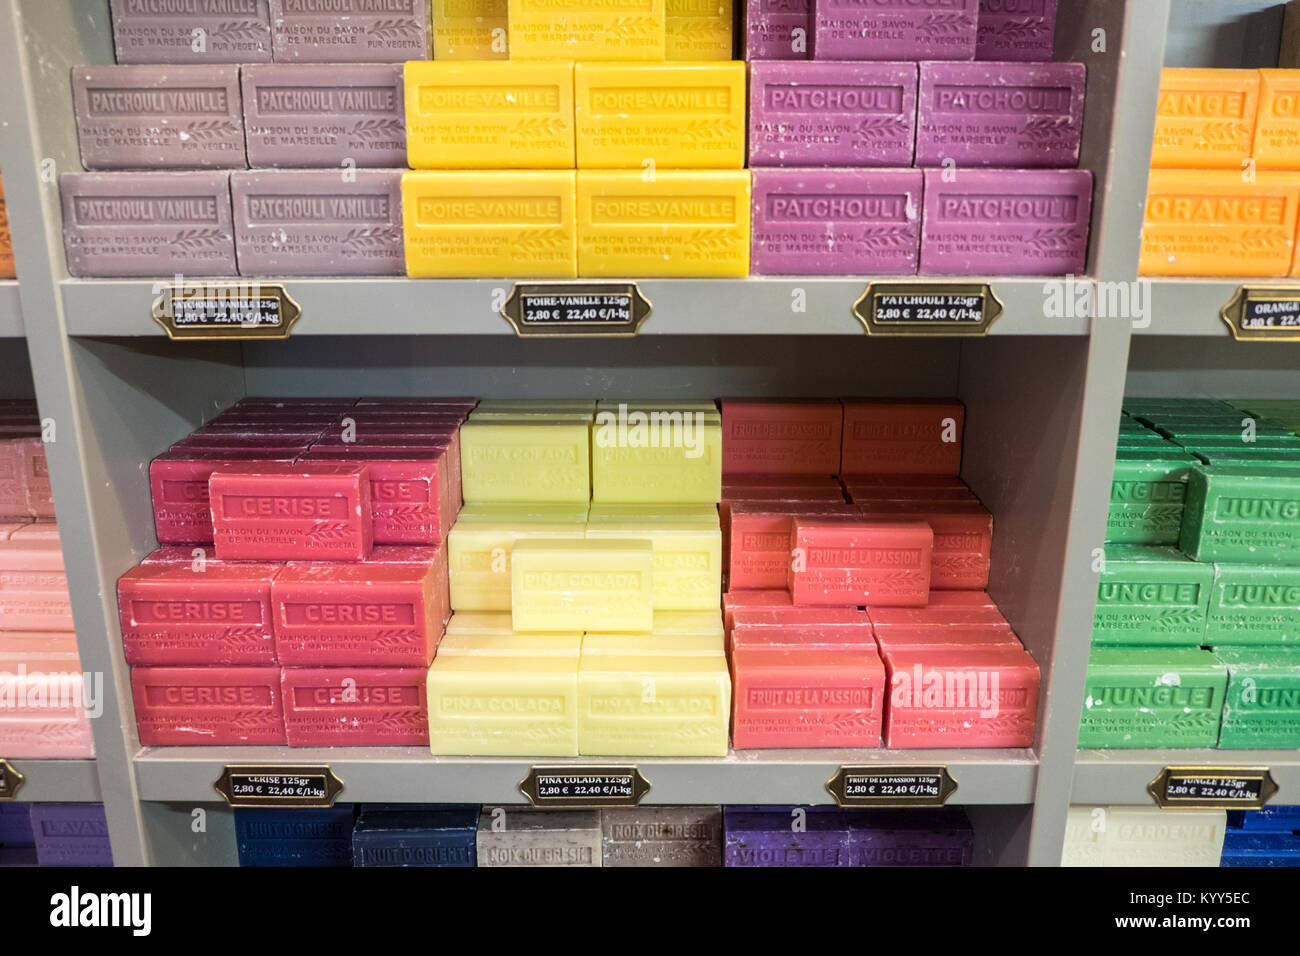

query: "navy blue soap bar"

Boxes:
[352, 808, 478, 867]
[0, 803, 34, 846]
[235, 805, 356, 868]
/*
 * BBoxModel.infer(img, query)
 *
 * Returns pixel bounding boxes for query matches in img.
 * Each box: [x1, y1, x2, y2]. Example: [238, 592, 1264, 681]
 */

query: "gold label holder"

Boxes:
[826, 766, 957, 808]
[853, 282, 1003, 336]
[0, 760, 24, 801]
[213, 765, 344, 808]
[1147, 766, 1278, 810]
[502, 282, 651, 337]
[519, 766, 651, 809]
[1220, 286, 1300, 341]
[151, 282, 301, 340]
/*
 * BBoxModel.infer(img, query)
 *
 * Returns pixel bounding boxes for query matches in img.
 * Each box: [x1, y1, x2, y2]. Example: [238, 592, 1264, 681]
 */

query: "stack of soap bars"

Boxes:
[1061, 805, 1227, 867]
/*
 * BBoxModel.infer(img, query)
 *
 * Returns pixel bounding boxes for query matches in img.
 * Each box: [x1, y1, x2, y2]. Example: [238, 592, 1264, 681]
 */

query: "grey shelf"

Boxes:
[1142, 278, 1300, 337]
[2, 759, 101, 802]
[1073, 750, 1300, 806]
[0, 281, 22, 336]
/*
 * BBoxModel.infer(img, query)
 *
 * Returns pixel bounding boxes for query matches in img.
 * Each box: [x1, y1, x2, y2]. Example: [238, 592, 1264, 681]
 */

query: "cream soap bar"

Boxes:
[591, 403, 721, 503]
[511, 539, 654, 633]
[448, 504, 588, 611]
[585, 504, 721, 611]
[459, 420, 592, 504]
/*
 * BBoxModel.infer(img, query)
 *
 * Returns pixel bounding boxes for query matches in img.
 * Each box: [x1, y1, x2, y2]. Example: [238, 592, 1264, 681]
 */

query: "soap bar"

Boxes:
[857, 500, 991, 589]
[916, 61, 1085, 168]
[1078, 648, 1226, 749]
[235, 806, 355, 867]
[723, 589, 792, 632]
[1092, 545, 1213, 645]
[151, 450, 299, 545]
[507, 0, 666, 60]
[1152, 68, 1259, 169]
[1220, 831, 1300, 867]
[281, 667, 428, 746]
[1104, 807, 1227, 867]
[730, 621, 877, 651]
[0, 803, 32, 845]
[448, 504, 588, 611]
[72, 65, 245, 170]
[813, 0, 978, 60]
[975, 0, 1057, 60]
[578, 654, 731, 755]
[842, 399, 964, 477]
[0, 524, 73, 632]
[1180, 466, 1300, 565]
[724, 806, 851, 866]
[232, 169, 403, 276]
[1060, 806, 1102, 867]
[241, 64, 405, 168]
[268, 0, 431, 61]
[725, 476, 848, 501]
[872, 623, 1019, 652]
[459, 419, 590, 503]
[667, 0, 733, 59]
[511, 540, 654, 632]
[402, 170, 578, 278]
[582, 630, 724, 657]
[60, 171, 237, 278]
[209, 463, 373, 561]
[847, 809, 974, 866]
[724, 502, 856, 590]
[746, 0, 808, 58]
[574, 63, 746, 169]
[1205, 564, 1300, 645]
[438, 630, 583, 656]
[404, 62, 575, 170]
[476, 807, 600, 867]
[1106, 452, 1196, 545]
[790, 517, 932, 606]
[591, 403, 721, 503]
[30, 805, 112, 867]
[434, 0, 508, 58]
[306, 446, 458, 545]
[751, 168, 922, 276]
[920, 168, 1092, 275]
[443, 612, 516, 635]
[131, 665, 285, 745]
[0, 176, 12, 278]
[427, 656, 580, 755]
[0, 631, 80, 662]
[110, 0, 272, 63]
[1215, 646, 1300, 749]
[353, 807, 478, 867]
[586, 505, 722, 611]
[721, 399, 843, 475]
[603, 806, 723, 867]
[1255, 70, 1300, 169]
[1227, 804, 1300, 832]
[0, 656, 95, 758]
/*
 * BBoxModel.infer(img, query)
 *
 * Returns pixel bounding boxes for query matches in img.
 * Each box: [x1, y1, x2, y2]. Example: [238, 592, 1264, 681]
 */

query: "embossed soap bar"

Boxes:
[724, 501, 856, 589]
[847, 809, 973, 866]
[110, 0, 272, 63]
[813, 0, 978, 60]
[30, 805, 112, 867]
[150, 450, 298, 545]
[459, 418, 591, 503]
[131, 665, 286, 745]
[508, 0, 666, 60]
[578, 653, 730, 755]
[1205, 564, 1300, 645]
[306, 444, 458, 545]
[476, 807, 600, 866]
[1215, 646, 1300, 749]
[448, 504, 588, 611]
[1078, 647, 1226, 749]
[268, 0, 431, 61]
[1253, 70, 1300, 170]
[427, 655, 580, 755]
[1152, 68, 1259, 169]
[975, 0, 1057, 60]
[724, 806, 851, 866]
[586, 505, 721, 611]
[591, 402, 721, 503]
[1180, 466, 1300, 565]
[0, 656, 95, 758]
[721, 399, 843, 475]
[281, 666, 428, 746]
[235, 806, 355, 867]
[841, 399, 963, 475]
[434, 0, 508, 58]
[790, 517, 932, 606]
[603, 806, 722, 866]
[667, 0, 732, 59]
[511, 539, 654, 632]
[1106, 451, 1196, 545]
[857, 499, 991, 589]
[746, 0, 809, 59]
[352, 806, 478, 867]
[0, 523, 73, 632]
[1092, 545, 1212, 645]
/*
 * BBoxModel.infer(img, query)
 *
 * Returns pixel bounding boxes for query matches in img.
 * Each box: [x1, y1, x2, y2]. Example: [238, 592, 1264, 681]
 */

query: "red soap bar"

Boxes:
[281, 667, 428, 746]
[857, 500, 992, 590]
[790, 518, 932, 607]
[731, 622, 876, 651]
[131, 665, 286, 745]
[151, 450, 299, 545]
[337, 410, 463, 423]
[873, 625, 1020, 652]
[175, 433, 321, 449]
[882, 647, 1039, 748]
[730, 607, 870, 628]
[190, 423, 328, 438]
[209, 463, 373, 561]
[171, 442, 310, 459]
[117, 561, 281, 665]
[841, 400, 965, 476]
[870, 606, 1009, 629]
[723, 589, 792, 633]
[0, 436, 48, 518]
[272, 562, 448, 666]
[305, 446, 459, 545]
[724, 501, 856, 590]
[927, 590, 997, 608]
[721, 400, 843, 476]
[210, 408, 343, 423]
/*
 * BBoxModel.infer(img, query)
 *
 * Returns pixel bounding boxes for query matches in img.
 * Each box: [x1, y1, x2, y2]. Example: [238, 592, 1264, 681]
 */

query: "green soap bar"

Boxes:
[1214, 646, 1300, 748]
[1093, 545, 1212, 645]
[1107, 454, 1196, 545]
[1206, 564, 1300, 645]
[1194, 450, 1300, 467]
[1180, 466, 1300, 565]
[1161, 425, 1296, 441]
[1079, 648, 1226, 749]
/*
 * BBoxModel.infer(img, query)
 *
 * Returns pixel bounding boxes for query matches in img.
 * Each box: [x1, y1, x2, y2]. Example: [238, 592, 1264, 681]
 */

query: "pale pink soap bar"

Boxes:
[748, 61, 918, 167]
[268, 0, 432, 61]
[747, 0, 811, 59]
[920, 168, 1092, 275]
[231, 169, 404, 276]
[751, 168, 922, 276]
[72, 65, 246, 170]
[916, 61, 1085, 168]
[241, 64, 406, 168]
[110, 0, 273, 63]
[0, 524, 74, 632]
[813, 0, 978, 60]
[975, 0, 1058, 61]
[0, 656, 95, 758]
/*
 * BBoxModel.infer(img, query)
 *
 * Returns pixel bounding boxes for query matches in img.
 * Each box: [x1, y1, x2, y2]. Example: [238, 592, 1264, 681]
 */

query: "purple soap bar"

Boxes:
[813, 0, 978, 61]
[749, 62, 918, 167]
[724, 806, 852, 867]
[30, 804, 113, 867]
[752, 168, 922, 275]
[847, 809, 973, 866]
[975, 0, 1058, 61]
[242, 64, 405, 168]
[916, 61, 1085, 168]
[268, 0, 432, 62]
[61, 171, 237, 278]
[72, 65, 246, 170]
[747, 0, 811, 60]
[232, 169, 403, 276]
[920, 167, 1091, 275]
[110, 0, 272, 64]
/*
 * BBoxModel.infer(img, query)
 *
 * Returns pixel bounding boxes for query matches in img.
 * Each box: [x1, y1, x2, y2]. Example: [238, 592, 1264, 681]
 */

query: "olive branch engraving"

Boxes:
[1238, 228, 1289, 253]
[1027, 227, 1084, 250]
[350, 117, 405, 140]
[304, 522, 355, 543]
[1021, 115, 1074, 141]
[854, 115, 909, 146]
[512, 228, 568, 255]
[341, 225, 403, 251]
[210, 20, 266, 43]
[1199, 121, 1248, 145]
[367, 18, 422, 40]
[607, 16, 659, 39]
[986, 16, 1047, 40]
[919, 11, 974, 34]
[853, 225, 918, 250]
[183, 119, 239, 141]
[685, 228, 741, 252]
[170, 228, 228, 251]
[1152, 608, 1204, 631]
[683, 118, 741, 142]
[511, 117, 567, 144]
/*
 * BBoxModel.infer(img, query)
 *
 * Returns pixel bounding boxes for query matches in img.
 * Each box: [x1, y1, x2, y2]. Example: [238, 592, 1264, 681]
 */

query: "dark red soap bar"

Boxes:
[281, 667, 428, 746]
[150, 450, 299, 545]
[305, 445, 459, 545]
[131, 665, 286, 745]
[841, 400, 965, 476]
[790, 517, 932, 607]
[721, 400, 843, 476]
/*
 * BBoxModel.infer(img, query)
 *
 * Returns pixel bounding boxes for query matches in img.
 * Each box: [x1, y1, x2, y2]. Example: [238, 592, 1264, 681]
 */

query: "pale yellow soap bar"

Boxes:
[581, 631, 724, 655]
[445, 611, 515, 634]
[666, 0, 733, 59]
[596, 399, 718, 414]
[469, 410, 598, 421]
[512, 539, 654, 632]
[585, 504, 721, 610]
[403, 170, 578, 277]
[591, 405, 721, 503]
[574, 62, 746, 168]
[448, 504, 588, 610]
[577, 653, 730, 755]
[427, 654, 579, 755]
[508, 0, 666, 61]
[475, 399, 598, 414]
[438, 631, 583, 656]
[459, 419, 592, 504]
[650, 609, 724, 635]
[576, 170, 750, 277]
[433, 0, 509, 59]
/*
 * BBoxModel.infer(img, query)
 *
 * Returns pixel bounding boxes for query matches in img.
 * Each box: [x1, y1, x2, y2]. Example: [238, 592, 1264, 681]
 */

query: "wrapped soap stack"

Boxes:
[1081, 397, 1300, 749]
[748, 0, 1092, 277]
[430, 399, 731, 756]
[0, 173, 14, 278]
[721, 398, 1040, 750]
[121, 396, 469, 746]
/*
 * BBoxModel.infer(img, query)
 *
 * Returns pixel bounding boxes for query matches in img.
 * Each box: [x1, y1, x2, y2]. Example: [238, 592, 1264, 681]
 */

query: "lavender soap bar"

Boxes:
[746, 0, 811, 60]
[232, 169, 403, 275]
[916, 61, 1085, 168]
[749, 61, 918, 167]
[975, 0, 1058, 61]
[110, 0, 273, 63]
[751, 168, 922, 275]
[242, 64, 405, 168]
[813, 0, 978, 61]
[269, 0, 432, 62]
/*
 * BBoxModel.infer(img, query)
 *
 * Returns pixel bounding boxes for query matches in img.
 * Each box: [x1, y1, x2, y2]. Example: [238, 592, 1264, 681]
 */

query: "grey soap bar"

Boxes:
[72, 65, 246, 170]
[110, 0, 273, 64]
[601, 806, 723, 867]
[61, 171, 236, 277]
[268, 0, 432, 62]
[231, 169, 403, 276]
[241, 64, 406, 168]
[475, 806, 601, 867]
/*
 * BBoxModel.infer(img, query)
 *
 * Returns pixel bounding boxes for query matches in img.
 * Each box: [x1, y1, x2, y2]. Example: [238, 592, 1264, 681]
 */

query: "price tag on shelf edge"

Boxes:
[853, 282, 1003, 336]
[0, 760, 24, 801]
[519, 766, 651, 808]
[151, 281, 301, 340]
[213, 765, 344, 808]
[1147, 766, 1278, 810]
[1220, 286, 1300, 341]
[826, 766, 957, 808]
[501, 282, 652, 337]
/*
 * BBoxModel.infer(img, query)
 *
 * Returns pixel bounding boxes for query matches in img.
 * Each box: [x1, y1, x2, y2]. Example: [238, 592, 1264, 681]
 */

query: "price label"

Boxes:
[1220, 287, 1300, 341]
[1148, 767, 1278, 810]
[151, 281, 301, 340]
[501, 283, 651, 337]
[826, 766, 957, 808]
[0, 760, 24, 801]
[852, 282, 1003, 336]
[519, 766, 651, 808]
[213, 765, 344, 808]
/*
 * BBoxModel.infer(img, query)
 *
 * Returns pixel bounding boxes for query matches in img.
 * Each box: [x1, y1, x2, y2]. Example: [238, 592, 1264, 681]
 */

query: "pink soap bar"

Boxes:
[747, 0, 810, 59]
[790, 517, 932, 606]
[916, 61, 1085, 168]
[725, 501, 857, 590]
[0, 659, 96, 756]
[858, 500, 991, 589]
[117, 561, 281, 665]
[268, 0, 431, 61]
[723, 589, 792, 633]
[749, 62, 918, 167]
[0, 524, 73, 631]
[209, 463, 373, 561]
[0, 717, 95, 759]
[272, 562, 447, 666]
[131, 665, 286, 745]
[281, 667, 428, 746]
[140, 545, 218, 564]
[721, 400, 843, 475]
[882, 646, 1039, 747]
[870, 604, 1011, 629]
[731, 622, 876, 650]
[731, 607, 870, 627]
[304, 446, 458, 545]
[241, 64, 405, 168]
[72, 65, 245, 170]
[752, 168, 922, 276]
[109, 0, 273, 63]
[813, 0, 978, 60]
[920, 167, 1092, 275]
[976, 0, 1058, 61]
[171, 439, 314, 456]
[0, 437, 47, 518]
[0, 632, 81, 661]
[150, 450, 299, 545]
[873, 624, 1018, 651]
[231, 169, 404, 276]
[723, 485, 848, 503]
[841, 399, 965, 476]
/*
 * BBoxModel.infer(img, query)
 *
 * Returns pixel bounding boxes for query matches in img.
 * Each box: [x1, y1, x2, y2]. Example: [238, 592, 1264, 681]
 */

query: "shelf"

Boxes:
[61, 277, 1088, 338]
[1073, 750, 1300, 805]
[0, 280, 22, 337]
[0, 758, 101, 802]
[1140, 278, 1300, 337]
[134, 747, 1038, 806]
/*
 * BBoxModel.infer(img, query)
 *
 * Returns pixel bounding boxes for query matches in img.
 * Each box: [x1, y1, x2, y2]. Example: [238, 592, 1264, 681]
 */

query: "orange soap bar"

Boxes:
[1254, 70, 1300, 169]
[1152, 68, 1259, 169]
[0, 174, 13, 278]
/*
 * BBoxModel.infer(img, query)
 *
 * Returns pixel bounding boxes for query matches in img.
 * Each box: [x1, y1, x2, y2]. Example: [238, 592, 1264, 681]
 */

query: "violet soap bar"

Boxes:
[724, 806, 851, 867]
[813, 0, 978, 61]
[975, 0, 1058, 61]
[30, 804, 112, 867]
[110, 0, 273, 64]
[747, 0, 810, 59]
[269, 0, 432, 61]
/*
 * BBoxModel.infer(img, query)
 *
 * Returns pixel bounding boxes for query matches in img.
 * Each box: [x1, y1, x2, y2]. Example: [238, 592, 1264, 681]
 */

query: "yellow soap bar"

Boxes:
[438, 631, 583, 656]
[581, 631, 725, 655]
[577, 654, 730, 755]
[508, 0, 666, 61]
[574, 62, 746, 169]
[427, 654, 579, 755]
[650, 609, 724, 635]
[433, 0, 509, 58]
[512, 539, 654, 632]
[666, 0, 733, 59]
[403, 171, 578, 277]
[596, 398, 718, 413]
[585, 504, 721, 610]
[469, 410, 598, 421]
[475, 399, 598, 414]
[1254, 70, 1300, 169]
[591, 404, 721, 503]
[1140, 168, 1300, 277]
[459, 419, 592, 504]
[404, 61, 574, 169]
[445, 611, 515, 634]
[448, 504, 588, 610]
[1152, 68, 1260, 169]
